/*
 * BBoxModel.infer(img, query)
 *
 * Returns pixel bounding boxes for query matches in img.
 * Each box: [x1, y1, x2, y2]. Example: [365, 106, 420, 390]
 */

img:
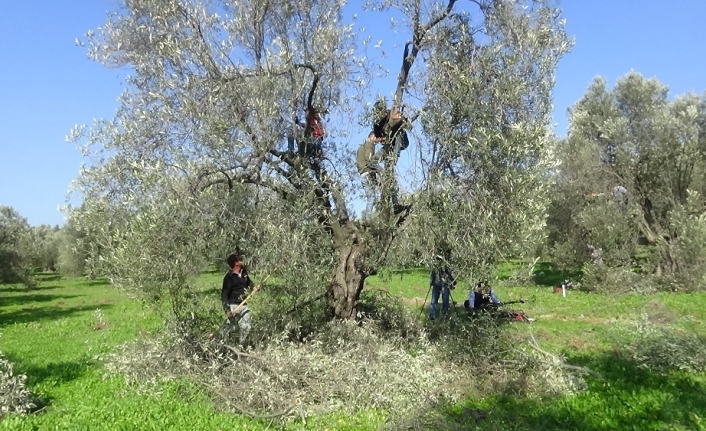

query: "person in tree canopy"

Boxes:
[357, 132, 384, 215]
[295, 107, 325, 158]
[221, 253, 259, 347]
[372, 98, 409, 159]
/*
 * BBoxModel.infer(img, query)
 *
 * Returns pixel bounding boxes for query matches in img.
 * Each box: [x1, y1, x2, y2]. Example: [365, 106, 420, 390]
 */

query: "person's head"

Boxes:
[373, 98, 388, 121]
[226, 253, 243, 270]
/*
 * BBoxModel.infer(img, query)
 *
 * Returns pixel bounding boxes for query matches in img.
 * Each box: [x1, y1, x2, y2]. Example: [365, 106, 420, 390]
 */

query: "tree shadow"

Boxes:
[2, 352, 95, 414]
[395, 350, 706, 431]
[73, 279, 111, 288]
[532, 262, 582, 287]
[4, 352, 93, 388]
[0, 303, 114, 326]
[35, 274, 63, 283]
[1, 284, 67, 293]
[1, 293, 84, 309]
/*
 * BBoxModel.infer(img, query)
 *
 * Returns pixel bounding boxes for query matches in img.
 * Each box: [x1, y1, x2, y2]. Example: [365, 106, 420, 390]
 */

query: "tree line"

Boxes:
[0, 207, 93, 287]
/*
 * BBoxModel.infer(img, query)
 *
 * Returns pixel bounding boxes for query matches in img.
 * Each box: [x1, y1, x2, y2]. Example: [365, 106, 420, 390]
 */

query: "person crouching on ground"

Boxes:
[465, 280, 501, 310]
[221, 253, 259, 347]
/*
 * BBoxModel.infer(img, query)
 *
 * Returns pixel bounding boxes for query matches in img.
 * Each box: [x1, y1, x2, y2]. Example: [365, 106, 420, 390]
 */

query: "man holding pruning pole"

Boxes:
[220, 253, 259, 348]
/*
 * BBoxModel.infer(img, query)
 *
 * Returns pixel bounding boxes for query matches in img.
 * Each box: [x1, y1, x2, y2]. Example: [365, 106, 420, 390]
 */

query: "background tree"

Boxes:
[69, 0, 569, 329]
[0, 206, 36, 287]
[406, 1, 570, 284]
[548, 72, 706, 288]
[31, 224, 61, 272]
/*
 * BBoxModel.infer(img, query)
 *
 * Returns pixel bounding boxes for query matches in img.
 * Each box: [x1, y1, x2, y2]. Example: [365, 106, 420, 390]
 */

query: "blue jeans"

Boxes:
[429, 285, 449, 319]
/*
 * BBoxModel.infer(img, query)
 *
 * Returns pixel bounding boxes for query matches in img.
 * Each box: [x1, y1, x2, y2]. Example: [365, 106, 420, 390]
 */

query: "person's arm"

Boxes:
[429, 270, 435, 287]
[245, 268, 259, 294]
[468, 291, 475, 309]
[221, 275, 231, 314]
[448, 267, 457, 289]
[294, 115, 305, 129]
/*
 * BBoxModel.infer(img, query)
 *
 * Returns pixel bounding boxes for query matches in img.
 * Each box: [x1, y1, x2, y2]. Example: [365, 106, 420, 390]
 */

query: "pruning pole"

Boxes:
[229, 267, 278, 316]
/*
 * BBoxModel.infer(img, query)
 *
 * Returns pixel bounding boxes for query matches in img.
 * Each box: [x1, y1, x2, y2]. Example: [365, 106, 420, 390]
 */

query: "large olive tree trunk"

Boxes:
[328, 243, 366, 319]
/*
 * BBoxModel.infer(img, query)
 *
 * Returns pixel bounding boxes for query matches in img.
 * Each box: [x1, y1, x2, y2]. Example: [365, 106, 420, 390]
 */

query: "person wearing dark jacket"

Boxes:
[465, 280, 501, 310]
[429, 264, 456, 320]
[220, 253, 258, 346]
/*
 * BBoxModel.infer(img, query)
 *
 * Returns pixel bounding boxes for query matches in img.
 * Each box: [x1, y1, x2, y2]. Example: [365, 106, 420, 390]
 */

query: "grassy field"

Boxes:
[2, 268, 706, 430]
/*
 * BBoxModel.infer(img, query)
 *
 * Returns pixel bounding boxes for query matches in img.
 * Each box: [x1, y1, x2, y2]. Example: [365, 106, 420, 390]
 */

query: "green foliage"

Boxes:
[0, 206, 36, 288]
[661, 190, 706, 290]
[610, 314, 706, 374]
[54, 212, 95, 277]
[548, 72, 706, 290]
[579, 263, 656, 294]
[29, 224, 61, 272]
[0, 351, 36, 420]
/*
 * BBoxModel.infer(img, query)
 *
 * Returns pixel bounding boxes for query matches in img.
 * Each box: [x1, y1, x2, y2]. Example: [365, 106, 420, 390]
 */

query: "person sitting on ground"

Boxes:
[464, 280, 501, 310]
[220, 253, 259, 348]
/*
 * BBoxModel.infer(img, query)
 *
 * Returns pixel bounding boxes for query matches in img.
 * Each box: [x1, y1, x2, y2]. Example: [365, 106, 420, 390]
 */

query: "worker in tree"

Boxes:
[372, 98, 409, 160]
[295, 107, 325, 159]
[357, 132, 383, 215]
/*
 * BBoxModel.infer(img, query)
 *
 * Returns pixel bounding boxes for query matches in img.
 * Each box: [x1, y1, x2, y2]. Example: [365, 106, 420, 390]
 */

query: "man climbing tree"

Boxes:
[295, 107, 325, 159]
[357, 132, 383, 215]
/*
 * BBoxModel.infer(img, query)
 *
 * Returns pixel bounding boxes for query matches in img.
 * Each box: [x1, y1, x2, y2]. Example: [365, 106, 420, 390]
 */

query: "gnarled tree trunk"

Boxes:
[328, 243, 366, 319]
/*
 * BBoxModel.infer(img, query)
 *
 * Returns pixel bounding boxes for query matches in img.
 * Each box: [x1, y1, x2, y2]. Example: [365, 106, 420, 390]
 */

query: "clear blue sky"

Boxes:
[1, 1, 705, 227]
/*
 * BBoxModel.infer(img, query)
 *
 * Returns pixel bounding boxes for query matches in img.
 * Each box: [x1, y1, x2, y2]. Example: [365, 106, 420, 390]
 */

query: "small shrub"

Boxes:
[0, 351, 36, 419]
[609, 314, 706, 373]
[505, 346, 588, 397]
[579, 263, 656, 294]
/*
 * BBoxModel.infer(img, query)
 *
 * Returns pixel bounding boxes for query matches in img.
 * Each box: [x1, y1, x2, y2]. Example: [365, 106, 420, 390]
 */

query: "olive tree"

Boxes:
[0, 206, 36, 287]
[70, 0, 569, 324]
[548, 72, 706, 282]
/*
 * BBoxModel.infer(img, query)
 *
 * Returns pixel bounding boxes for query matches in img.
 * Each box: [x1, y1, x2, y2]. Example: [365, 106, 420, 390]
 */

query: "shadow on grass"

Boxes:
[5, 353, 94, 388]
[3, 353, 96, 413]
[0, 303, 114, 326]
[532, 262, 582, 287]
[0, 293, 84, 309]
[74, 279, 111, 288]
[0, 284, 65, 296]
[401, 350, 706, 431]
[35, 273, 63, 283]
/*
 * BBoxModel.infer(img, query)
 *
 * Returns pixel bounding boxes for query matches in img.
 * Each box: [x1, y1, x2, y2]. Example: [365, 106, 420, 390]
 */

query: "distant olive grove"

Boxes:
[0, 205, 91, 287]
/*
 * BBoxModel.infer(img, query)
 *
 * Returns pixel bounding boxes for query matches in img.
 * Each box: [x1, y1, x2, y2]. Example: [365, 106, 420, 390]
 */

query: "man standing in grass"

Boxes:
[429, 253, 456, 320]
[221, 253, 258, 347]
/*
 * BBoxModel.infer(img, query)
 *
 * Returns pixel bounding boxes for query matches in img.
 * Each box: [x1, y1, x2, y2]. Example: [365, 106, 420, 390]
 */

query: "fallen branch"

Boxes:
[527, 333, 603, 379]
[223, 344, 264, 361]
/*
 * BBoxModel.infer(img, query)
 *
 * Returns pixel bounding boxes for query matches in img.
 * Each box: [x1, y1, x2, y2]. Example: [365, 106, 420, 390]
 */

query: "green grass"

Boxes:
[3, 268, 706, 430]
[0, 274, 254, 430]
